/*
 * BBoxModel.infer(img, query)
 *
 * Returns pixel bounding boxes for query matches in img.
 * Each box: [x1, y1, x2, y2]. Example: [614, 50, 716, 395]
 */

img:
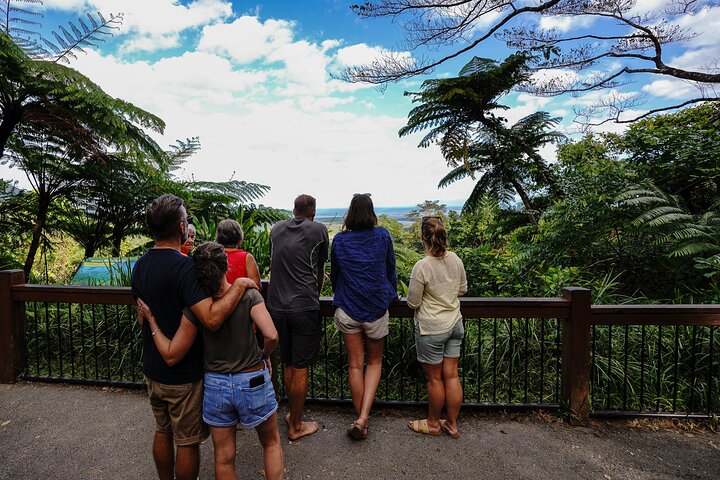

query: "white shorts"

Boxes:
[333, 307, 389, 340]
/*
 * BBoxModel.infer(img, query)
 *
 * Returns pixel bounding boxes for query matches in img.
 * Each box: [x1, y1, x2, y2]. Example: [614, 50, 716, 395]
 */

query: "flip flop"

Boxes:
[408, 419, 441, 436]
[440, 420, 460, 439]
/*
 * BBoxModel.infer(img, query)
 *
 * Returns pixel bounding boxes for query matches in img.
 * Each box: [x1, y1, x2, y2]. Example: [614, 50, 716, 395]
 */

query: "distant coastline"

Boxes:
[314, 206, 462, 226]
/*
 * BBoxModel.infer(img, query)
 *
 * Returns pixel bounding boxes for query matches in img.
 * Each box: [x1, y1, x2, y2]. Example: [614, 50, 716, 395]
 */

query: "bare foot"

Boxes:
[440, 420, 460, 439]
[285, 413, 318, 440]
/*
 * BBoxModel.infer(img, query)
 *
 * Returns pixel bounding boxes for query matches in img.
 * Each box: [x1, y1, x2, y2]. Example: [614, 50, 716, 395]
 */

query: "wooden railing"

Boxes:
[2, 269, 719, 424]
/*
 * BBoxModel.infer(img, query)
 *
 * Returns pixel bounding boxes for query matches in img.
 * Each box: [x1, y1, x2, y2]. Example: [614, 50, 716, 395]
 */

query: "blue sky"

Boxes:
[4, 1, 718, 208]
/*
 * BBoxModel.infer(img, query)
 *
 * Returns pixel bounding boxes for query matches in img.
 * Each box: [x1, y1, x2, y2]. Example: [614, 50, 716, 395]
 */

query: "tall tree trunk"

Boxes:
[24, 195, 51, 280]
[111, 226, 124, 257]
[0, 109, 21, 161]
[510, 178, 538, 226]
[84, 244, 97, 259]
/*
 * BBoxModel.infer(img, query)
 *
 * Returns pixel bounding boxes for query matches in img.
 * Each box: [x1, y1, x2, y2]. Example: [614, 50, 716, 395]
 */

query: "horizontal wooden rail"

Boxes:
[12, 285, 136, 305]
[12, 284, 571, 319]
[591, 305, 720, 326]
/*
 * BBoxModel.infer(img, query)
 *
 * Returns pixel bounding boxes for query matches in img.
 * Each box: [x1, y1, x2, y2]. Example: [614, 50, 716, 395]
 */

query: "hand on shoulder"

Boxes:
[234, 277, 258, 289]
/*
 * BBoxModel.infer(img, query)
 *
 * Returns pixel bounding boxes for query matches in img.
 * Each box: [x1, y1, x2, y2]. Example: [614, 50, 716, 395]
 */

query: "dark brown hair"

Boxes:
[421, 217, 448, 257]
[192, 242, 228, 296]
[293, 194, 316, 217]
[342, 194, 377, 232]
[216, 219, 243, 247]
[146, 194, 185, 241]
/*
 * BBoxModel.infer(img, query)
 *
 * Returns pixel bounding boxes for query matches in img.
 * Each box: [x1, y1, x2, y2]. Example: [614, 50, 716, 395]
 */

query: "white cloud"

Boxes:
[516, 93, 552, 109]
[539, 15, 595, 33]
[198, 16, 295, 63]
[71, 50, 270, 113]
[629, 0, 669, 15]
[44, 0, 233, 52]
[298, 96, 355, 113]
[564, 89, 638, 108]
[121, 33, 181, 53]
[335, 44, 385, 67]
[199, 16, 408, 97]
[2, 6, 466, 207]
[267, 39, 332, 96]
[668, 7, 720, 71]
[57, 48, 471, 208]
[642, 79, 699, 99]
[530, 68, 580, 88]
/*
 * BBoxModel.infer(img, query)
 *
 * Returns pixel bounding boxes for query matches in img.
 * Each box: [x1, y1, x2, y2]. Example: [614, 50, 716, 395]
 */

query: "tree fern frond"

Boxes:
[458, 56, 499, 76]
[51, 30, 68, 49]
[86, 12, 98, 29]
[654, 227, 715, 245]
[438, 165, 473, 188]
[463, 175, 491, 213]
[697, 210, 720, 226]
[669, 242, 720, 258]
[632, 208, 690, 227]
[44, 12, 123, 63]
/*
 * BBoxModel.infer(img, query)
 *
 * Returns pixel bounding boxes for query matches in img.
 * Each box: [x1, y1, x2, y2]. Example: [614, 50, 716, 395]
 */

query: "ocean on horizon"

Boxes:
[314, 206, 461, 226]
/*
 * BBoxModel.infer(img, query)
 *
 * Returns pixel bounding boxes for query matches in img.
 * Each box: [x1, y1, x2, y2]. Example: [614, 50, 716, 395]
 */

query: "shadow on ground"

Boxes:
[0, 383, 718, 479]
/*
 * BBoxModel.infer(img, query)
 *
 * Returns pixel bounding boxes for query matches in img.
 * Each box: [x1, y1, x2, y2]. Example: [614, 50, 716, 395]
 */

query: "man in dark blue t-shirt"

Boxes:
[132, 194, 256, 480]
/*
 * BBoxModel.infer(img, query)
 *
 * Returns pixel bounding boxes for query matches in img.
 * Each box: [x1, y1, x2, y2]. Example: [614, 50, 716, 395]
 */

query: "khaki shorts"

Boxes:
[334, 307, 389, 340]
[145, 377, 209, 446]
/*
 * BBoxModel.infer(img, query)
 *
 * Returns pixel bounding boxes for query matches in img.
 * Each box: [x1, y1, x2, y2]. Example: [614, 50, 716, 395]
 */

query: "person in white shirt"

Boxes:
[406, 216, 467, 439]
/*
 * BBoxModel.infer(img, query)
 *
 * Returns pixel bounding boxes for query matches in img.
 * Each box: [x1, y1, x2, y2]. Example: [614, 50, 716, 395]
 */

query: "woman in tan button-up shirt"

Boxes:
[406, 216, 467, 439]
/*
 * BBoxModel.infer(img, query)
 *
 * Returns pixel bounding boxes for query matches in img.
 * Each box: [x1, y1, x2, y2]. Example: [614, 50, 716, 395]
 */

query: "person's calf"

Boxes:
[152, 432, 175, 480]
[174, 444, 200, 480]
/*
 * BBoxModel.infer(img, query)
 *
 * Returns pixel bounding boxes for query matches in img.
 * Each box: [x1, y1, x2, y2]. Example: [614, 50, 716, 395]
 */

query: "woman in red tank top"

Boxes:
[216, 219, 261, 289]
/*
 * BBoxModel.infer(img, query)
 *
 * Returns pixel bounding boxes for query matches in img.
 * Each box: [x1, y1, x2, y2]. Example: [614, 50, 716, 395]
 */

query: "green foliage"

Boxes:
[0, 31, 165, 160]
[618, 184, 720, 293]
[401, 55, 564, 224]
[0, 178, 30, 269]
[410, 104, 720, 304]
[400, 54, 532, 146]
[621, 103, 720, 214]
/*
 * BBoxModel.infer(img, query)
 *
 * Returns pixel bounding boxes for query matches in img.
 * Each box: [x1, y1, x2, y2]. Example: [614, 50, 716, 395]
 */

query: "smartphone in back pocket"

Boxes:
[249, 374, 265, 388]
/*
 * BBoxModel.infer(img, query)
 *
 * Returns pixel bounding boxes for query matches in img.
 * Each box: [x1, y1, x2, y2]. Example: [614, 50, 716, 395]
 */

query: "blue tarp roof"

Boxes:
[70, 257, 137, 286]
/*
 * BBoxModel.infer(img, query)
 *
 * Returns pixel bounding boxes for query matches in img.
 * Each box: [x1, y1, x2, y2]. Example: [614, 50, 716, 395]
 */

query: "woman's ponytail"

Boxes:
[420, 217, 447, 257]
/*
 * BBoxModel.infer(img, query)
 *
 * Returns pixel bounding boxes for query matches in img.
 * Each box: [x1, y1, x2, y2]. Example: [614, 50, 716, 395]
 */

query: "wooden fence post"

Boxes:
[0, 269, 26, 383]
[562, 287, 591, 425]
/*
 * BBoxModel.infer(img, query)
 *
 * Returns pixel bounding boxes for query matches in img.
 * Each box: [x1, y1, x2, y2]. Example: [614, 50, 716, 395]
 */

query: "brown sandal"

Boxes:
[347, 418, 368, 440]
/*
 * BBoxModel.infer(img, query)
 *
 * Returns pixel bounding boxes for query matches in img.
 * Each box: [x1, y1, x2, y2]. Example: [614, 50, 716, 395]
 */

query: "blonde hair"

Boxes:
[421, 217, 447, 257]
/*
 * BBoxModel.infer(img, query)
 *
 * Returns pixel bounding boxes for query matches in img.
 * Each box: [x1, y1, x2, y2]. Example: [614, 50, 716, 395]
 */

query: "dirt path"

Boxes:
[0, 383, 718, 479]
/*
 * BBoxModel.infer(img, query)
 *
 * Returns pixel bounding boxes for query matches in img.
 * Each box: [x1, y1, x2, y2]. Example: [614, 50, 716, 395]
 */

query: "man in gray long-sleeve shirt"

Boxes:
[267, 194, 328, 440]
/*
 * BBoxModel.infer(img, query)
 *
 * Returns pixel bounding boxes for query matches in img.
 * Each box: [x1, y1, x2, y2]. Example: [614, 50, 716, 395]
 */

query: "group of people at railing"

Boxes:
[133, 192, 467, 480]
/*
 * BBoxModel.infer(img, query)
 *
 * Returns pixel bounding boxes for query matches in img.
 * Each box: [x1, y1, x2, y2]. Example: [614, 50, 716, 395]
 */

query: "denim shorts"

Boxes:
[202, 365, 278, 429]
[414, 320, 465, 365]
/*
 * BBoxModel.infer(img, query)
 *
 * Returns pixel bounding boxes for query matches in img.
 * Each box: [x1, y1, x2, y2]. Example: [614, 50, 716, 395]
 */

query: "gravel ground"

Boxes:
[1, 382, 719, 479]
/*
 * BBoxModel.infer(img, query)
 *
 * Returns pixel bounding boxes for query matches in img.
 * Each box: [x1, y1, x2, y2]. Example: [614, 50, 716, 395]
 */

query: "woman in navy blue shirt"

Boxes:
[331, 193, 398, 440]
